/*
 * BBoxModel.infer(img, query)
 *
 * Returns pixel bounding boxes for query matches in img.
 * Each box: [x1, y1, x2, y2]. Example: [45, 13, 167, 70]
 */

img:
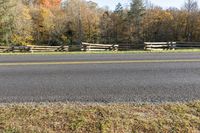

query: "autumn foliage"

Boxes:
[0, 0, 200, 46]
[37, 0, 61, 8]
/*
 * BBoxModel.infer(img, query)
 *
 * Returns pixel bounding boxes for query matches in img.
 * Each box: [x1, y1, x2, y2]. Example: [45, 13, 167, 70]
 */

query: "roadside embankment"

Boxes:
[0, 101, 200, 133]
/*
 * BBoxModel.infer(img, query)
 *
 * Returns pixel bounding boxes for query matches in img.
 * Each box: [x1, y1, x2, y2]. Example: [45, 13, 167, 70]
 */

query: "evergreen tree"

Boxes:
[114, 3, 123, 14]
[129, 0, 145, 43]
[113, 3, 124, 43]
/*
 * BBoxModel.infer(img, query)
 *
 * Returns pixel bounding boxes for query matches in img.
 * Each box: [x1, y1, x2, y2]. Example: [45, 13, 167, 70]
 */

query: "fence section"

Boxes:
[0, 46, 9, 53]
[144, 42, 176, 51]
[145, 42, 200, 50]
[175, 42, 200, 49]
[31, 46, 68, 53]
[82, 42, 118, 51]
[0, 46, 69, 53]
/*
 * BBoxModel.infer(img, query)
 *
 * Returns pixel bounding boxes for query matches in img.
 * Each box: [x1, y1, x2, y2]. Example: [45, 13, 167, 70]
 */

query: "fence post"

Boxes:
[172, 42, 175, 50]
[168, 42, 170, 50]
[31, 46, 34, 53]
[114, 44, 119, 51]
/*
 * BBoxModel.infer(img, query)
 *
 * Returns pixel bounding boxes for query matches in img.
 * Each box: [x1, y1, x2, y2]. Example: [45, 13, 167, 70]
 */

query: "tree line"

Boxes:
[0, 0, 200, 46]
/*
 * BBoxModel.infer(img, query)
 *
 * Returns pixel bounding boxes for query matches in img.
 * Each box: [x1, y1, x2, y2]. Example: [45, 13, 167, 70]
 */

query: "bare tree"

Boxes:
[184, 0, 199, 41]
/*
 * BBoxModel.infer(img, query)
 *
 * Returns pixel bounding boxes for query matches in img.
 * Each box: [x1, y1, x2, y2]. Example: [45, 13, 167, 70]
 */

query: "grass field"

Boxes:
[0, 101, 200, 133]
[0, 49, 200, 56]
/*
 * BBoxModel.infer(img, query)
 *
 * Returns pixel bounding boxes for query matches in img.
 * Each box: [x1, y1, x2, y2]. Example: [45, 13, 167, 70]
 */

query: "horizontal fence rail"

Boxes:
[144, 42, 176, 50]
[0, 46, 69, 53]
[145, 42, 200, 50]
[82, 42, 118, 51]
[31, 46, 69, 52]
[0, 46, 9, 53]
[175, 42, 200, 49]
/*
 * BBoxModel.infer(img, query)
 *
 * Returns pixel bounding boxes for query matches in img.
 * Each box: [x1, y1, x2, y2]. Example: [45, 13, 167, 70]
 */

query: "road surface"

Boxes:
[0, 52, 200, 103]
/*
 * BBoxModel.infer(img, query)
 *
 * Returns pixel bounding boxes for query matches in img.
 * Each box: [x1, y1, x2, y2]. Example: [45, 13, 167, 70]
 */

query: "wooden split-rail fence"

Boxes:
[144, 42, 176, 50]
[1, 42, 200, 53]
[144, 42, 200, 50]
[82, 42, 118, 51]
[0, 46, 69, 53]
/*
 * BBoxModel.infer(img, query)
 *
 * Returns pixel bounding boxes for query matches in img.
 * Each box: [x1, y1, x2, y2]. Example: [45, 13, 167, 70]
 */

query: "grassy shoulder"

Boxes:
[0, 49, 200, 56]
[1, 101, 200, 133]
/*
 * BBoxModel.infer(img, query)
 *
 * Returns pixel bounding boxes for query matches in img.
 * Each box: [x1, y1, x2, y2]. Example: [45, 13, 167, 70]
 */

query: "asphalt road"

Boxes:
[0, 52, 200, 103]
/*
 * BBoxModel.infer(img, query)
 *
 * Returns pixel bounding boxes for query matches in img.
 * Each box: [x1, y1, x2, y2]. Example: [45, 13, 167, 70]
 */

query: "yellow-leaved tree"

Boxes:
[11, 1, 33, 46]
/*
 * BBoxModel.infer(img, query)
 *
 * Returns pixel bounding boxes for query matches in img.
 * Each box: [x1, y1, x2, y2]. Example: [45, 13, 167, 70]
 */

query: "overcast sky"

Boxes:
[89, 0, 200, 10]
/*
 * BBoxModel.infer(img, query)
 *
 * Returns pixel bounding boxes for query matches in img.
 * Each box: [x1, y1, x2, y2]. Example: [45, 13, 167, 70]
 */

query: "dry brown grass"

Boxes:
[0, 101, 200, 133]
